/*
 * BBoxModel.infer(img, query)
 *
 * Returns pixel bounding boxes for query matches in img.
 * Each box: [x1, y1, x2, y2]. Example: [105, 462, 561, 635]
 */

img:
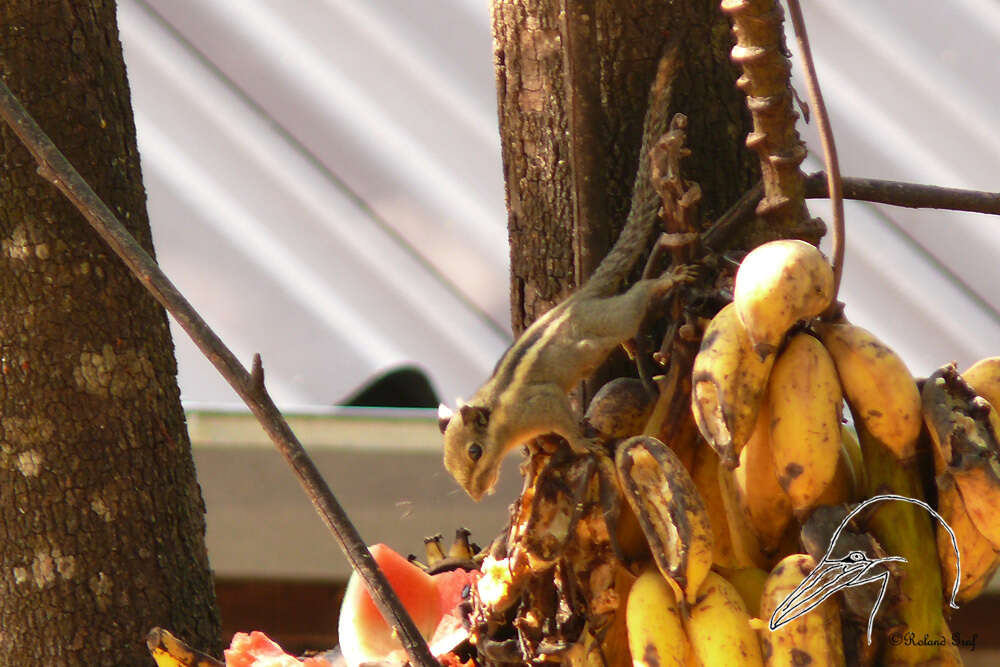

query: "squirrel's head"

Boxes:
[440, 402, 496, 501]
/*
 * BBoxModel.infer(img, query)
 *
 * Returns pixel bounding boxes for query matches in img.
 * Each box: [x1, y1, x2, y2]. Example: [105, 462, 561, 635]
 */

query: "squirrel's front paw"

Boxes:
[670, 263, 701, 284]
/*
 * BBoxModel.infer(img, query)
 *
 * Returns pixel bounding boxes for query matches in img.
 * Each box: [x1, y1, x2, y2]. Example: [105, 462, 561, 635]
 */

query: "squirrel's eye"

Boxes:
[467, 443, 483, 462]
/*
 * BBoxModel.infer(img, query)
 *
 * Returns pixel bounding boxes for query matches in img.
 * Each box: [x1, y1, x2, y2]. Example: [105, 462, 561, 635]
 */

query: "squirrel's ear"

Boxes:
[459, 404, 491, 428]
[437, 404, 453, 434]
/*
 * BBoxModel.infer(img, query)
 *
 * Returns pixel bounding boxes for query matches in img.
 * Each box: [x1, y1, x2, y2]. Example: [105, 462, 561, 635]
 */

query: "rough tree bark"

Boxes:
[0, 1, 221, 663]
[492, 0, 759, 332]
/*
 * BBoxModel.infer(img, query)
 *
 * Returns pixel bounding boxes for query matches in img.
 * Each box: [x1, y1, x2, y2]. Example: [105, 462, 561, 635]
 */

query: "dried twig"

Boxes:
[786, 0, 845, 319]
[0, 79, 438, 667]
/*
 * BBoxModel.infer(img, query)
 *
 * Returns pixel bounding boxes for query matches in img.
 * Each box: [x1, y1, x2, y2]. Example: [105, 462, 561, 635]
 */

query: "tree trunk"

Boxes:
[0, 1, 221, 663]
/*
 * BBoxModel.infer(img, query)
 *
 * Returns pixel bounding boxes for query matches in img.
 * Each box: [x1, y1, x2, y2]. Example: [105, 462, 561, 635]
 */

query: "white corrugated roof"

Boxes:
[119, 0, 1000, 409]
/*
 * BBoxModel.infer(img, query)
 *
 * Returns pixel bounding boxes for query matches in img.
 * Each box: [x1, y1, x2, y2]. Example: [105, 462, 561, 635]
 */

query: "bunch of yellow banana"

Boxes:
[692, 241, 924, 516]
[691, 240, 837, 470]
[680, 235, 983, 664]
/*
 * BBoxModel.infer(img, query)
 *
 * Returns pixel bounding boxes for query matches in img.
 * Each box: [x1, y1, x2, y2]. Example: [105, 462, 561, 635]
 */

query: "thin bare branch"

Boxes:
[704, 175, 1000, 249]
[805, 172, 1000, 215]
[786, 0, 845, 319]
[0, 79, 438, 667]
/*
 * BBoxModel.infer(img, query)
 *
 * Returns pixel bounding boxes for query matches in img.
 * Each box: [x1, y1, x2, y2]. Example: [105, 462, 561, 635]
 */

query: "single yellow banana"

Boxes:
[812, 435, 857, 508]
[625, 565, 691, 667]
[616, 436, 714, 604]
[963, 356, 1000, 408]
[724, 566, 769, 618]
[768, 333, 843, 515]
[692, 302, 776, 468]
[733, 239, 834, 359]
[815, 322, 922, 461]
[758, 554, 846, 667]
[733, 398, 794, 552]
[936, 473, 1000, 602]
[686, 570, 764, 666]
[923, 363, 1000, 550]
[146, 628, 223, 667]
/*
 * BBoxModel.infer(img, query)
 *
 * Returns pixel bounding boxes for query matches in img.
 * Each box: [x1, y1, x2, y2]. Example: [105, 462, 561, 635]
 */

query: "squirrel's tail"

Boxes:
[582, 44, 680, 297]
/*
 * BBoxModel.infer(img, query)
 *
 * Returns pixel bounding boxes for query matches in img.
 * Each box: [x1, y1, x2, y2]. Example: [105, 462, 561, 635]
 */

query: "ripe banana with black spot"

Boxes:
[724, 566, 769, 619]
[812, 435, 857, 508]
[733, 239, 834, 359]
[768, 333, 843, 516]
[733, 398, 793, 553]
[625, 565, 691, 667]
[692, 302, 775, 468]
[935, 472, 1000, 603]
[616, 436, 713, 604]
[686, 570, 764, 666]
[815, 322, 922, 461]
[758, 554, 846, 667]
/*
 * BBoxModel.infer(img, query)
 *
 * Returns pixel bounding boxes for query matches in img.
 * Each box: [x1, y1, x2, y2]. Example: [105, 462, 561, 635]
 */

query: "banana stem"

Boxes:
[785, 0, 845, 319]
